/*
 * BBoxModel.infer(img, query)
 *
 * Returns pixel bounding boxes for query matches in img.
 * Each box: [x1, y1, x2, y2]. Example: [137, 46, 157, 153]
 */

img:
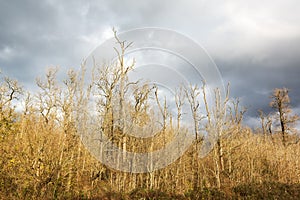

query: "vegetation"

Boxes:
[0, 35, 299, 199]
[269, 88, 299, 146]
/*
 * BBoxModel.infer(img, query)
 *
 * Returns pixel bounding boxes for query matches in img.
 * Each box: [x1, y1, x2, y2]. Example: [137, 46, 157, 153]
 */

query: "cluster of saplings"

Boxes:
[0, 33, 299, 199]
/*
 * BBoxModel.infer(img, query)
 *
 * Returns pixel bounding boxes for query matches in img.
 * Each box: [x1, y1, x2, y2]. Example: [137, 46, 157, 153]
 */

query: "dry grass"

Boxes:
[1, 114, 299, 199]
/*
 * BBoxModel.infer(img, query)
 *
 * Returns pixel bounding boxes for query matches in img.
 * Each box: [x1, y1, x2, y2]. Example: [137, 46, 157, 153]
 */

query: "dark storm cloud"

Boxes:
[214, 35, 300, 119]
[0, 0, 299, 127]
[0, 0, 114, 88]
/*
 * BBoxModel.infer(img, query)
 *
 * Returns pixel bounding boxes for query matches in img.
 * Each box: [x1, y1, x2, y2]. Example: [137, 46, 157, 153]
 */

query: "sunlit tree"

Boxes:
[270, 88, 299, 146]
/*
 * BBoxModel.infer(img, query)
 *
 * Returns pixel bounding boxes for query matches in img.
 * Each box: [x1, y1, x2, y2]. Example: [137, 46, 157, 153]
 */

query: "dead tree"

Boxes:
[175, 86, 185, 131]
[185, 84, 202, 190]
[0, 75, 22, 135]
[258, 110, 267, 136]
[258, 109, 273, 140]
[270, 88, 299, 146]
[154, 86, 168, 141]
[202, 82, 230, 189]
[36, 67, 61, 126]
[185, 84, 202, 141]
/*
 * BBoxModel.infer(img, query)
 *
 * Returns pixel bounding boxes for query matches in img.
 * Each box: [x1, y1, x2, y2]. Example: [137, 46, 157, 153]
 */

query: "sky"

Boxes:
[0, 0, 300, 128]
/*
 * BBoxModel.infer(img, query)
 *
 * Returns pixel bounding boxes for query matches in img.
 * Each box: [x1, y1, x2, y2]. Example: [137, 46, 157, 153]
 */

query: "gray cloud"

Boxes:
[215, 36, 300, 118]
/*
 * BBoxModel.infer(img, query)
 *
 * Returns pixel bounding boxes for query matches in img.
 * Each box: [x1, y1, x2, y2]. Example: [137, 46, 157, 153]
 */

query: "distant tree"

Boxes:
[258, 110, 273, 137]
[270, 88, 299, 146]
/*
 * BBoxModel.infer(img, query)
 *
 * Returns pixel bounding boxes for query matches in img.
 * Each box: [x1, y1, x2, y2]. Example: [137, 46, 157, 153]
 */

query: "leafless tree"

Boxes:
[202, 82, 230, 189]
[0, 75, 22, 136]
[36, 67, 61, 125]
[270, 88, 299, 146]
[175, 86, 185, 131]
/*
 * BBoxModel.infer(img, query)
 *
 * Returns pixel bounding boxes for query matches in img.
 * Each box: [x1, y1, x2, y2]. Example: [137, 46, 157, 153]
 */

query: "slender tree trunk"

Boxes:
[279, 108, 286, 146]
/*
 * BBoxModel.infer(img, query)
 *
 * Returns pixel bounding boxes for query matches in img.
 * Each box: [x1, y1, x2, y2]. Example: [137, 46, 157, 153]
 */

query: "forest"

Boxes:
[1, 35, 300, 199]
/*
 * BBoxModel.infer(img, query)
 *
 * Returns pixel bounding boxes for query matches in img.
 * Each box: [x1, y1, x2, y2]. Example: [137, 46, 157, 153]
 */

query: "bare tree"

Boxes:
[202, 82, 230, 189]
[229, 98, 246, 131]
[185, 84, 202, 141]
[184, 84, 203, 190]
[154, 86, 168, 142]
[0, 75, 22, 136]
[267, 115, 273, 135]
[258, 109, 273, 139]
[270, 88, 299, 146]
[258, 110, 267, 137]
[36, 67, 61, 125]
[132, 83, 152, 126]
[175, 86, 185, 131]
